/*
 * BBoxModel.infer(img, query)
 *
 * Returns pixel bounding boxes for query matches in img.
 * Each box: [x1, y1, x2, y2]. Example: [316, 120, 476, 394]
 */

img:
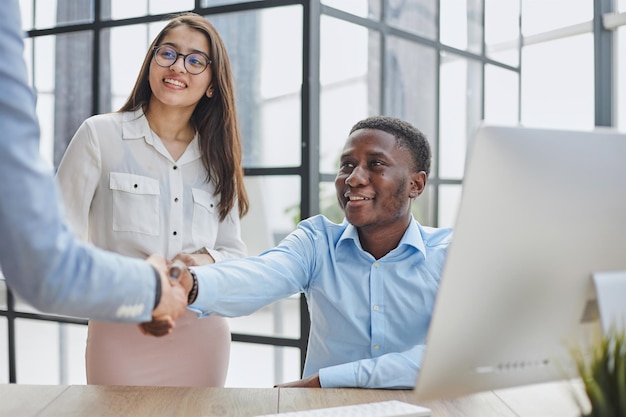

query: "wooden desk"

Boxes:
[0, 382, 585, 417]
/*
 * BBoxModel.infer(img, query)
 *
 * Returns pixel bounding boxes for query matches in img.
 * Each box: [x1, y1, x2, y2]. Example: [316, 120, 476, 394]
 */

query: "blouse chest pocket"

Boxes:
[109, 172, 160, 235]
[191, 188, 219, 246]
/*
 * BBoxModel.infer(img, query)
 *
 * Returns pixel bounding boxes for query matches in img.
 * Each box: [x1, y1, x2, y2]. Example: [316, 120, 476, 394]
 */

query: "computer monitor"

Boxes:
[414, 124, 626, 400]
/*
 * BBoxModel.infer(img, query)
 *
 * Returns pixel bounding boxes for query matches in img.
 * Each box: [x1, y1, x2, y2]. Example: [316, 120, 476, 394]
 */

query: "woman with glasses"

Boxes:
[56, 12, 249, 387]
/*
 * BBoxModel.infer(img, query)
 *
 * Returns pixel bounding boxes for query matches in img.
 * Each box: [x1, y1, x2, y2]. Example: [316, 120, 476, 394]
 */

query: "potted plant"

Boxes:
[571, 329, 626, 417]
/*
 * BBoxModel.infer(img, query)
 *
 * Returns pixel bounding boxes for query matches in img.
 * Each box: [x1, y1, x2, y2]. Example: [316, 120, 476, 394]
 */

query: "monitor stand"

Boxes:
[592, 270, 626, 334]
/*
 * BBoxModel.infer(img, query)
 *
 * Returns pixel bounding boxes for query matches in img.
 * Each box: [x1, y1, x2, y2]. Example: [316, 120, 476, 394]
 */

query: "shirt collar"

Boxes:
[121, 108, 201, 164]
[121, 108, 151, 142]
[338, 216, 427, 258]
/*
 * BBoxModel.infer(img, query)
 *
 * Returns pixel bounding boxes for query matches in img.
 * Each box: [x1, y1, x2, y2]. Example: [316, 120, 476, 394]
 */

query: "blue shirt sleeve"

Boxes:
[318, 345, 426, 389]
[0, 0, 157, 323]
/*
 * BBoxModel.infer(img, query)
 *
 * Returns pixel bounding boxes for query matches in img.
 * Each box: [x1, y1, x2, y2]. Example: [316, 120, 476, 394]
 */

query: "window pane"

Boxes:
[484, 64, 519, 125]
[226, 342, 301, 387]
[0, 317, 6, 383]
[385, 0, 436, 40]
[18, 0, 94, 30]
[251, 7, 303, 168]
[485, 0, 520, 66]
[201, 0, 260, 7]
[102, 25, 152, 112]
[439, 54, 482, 180]
[414, 183, 436, 227]
[322, 0, 378, 18]
[440, 0, 483, 53]
[106, 0, 192, 20]
[16, 319, 60, 384]
[15, 320, 88, 384]
[618, 27, 626, 131]
[521, 33, 594, 129]
[320, 181, 342, 224]
[320, 17, 380, 175]
[521, 0, 592, 37]
[385, 37, 437, 169]
[241, 176, 301, 256]
[32, 31, 94, 168]
[438, 184, 462, 229]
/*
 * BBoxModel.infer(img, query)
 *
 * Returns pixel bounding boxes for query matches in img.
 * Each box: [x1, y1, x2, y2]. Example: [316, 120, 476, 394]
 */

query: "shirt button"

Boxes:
[133, 184, 138, 188]
[373, 305, 379, 311]
[373, 262, 379, 268]
[174, 197, 179, 202]
[173, 166, 178, 170]
[373, 344, 380, 350]
[173, 231, 177, 236]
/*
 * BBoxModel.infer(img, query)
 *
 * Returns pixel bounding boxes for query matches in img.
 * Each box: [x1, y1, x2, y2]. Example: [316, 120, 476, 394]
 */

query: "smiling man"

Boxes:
[175, 116, 453, 389]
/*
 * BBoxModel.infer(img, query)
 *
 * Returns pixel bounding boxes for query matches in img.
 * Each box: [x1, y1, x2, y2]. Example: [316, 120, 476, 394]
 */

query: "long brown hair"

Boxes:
[119, 12, 248, 221]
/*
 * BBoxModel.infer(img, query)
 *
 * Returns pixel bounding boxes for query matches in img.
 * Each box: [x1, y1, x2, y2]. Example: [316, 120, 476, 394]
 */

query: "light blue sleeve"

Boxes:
[318, 345, 425, 389]
[189, 224, 317, 318]
[0, 0, 157, 323]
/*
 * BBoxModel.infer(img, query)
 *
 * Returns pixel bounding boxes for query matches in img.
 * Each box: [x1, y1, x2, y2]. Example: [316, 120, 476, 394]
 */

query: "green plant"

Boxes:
[573, 330, 626, 417]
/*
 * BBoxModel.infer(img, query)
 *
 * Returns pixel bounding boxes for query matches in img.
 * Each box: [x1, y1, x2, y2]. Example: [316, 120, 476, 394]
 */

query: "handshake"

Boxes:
[138, 255, 199, 337]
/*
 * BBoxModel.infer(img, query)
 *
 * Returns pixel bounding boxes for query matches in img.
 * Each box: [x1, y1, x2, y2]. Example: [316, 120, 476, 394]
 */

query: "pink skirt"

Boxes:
[85, 310, 230, 387]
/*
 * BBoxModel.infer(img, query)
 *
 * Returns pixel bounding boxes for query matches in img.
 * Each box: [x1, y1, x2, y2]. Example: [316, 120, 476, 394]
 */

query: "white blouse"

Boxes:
[56, 108, 247, 262]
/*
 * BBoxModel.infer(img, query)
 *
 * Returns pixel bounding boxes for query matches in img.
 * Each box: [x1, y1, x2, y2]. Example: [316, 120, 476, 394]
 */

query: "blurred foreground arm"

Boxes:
[0, 0, 184, 323]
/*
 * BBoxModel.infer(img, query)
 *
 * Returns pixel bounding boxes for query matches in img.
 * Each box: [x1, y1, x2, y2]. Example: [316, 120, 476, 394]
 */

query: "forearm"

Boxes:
[317, 345, 425, 389]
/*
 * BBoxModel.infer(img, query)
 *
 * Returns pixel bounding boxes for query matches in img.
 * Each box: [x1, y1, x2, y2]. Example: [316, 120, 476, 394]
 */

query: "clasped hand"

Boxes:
[138, 255, 199, 337]
[138, 257, 189, 337]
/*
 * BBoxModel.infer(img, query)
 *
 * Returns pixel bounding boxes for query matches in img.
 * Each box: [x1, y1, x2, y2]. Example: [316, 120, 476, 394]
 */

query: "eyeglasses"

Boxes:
[153, 45, 212, 75]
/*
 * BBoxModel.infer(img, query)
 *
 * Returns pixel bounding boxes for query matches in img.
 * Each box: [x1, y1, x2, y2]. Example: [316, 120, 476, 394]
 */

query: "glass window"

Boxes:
[16, 319, 60, 384]
[31, 31, 94, 168]
[438, 184, 462, 229]
[102, 25, 152, 112]
[618, 27, 626, 131]
[226, 342, 301, 387]
[106, 0, 193, 20]
[385, 36, 437, 170]
[241, 176, 301, 256]
[0, 317, 6, 384]
[320, 16, 379, 175]
[322, 0, 377, 18]
[521, 0, 592, 37]
[201, 0, 259, 8]
[385, 0, 436, 40]
[414, 183, 435, 227]
[521, 33, 594, 130]
[19, 0, 94, 29]
[252, 7, 303, 168]
[320, 181, 343, 224]
[14, 320, 87, 384]
[439, 53, 482, 180]
[440, 0, 483, 54]
[485, 0, 520, 66]
[484, 64, 519, 125]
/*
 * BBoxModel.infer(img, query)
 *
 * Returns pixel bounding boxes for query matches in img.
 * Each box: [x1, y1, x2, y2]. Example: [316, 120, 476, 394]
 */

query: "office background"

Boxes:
[1, 0, 625, 387]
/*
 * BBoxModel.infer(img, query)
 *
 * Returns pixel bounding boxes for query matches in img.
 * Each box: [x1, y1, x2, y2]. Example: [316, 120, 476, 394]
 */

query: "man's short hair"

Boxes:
[350, 116, 432, 175]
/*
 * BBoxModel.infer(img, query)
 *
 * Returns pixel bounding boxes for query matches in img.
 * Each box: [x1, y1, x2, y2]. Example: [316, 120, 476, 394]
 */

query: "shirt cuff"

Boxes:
[151, 266, 161, 311]
[318, 362, 357, 388]
[187, 266, 216, 318]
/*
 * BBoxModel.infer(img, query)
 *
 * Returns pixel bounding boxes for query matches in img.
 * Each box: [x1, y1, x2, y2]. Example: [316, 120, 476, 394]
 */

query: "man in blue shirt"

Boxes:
[0, 0, 186, 331]
[177, 115, 453, 389]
